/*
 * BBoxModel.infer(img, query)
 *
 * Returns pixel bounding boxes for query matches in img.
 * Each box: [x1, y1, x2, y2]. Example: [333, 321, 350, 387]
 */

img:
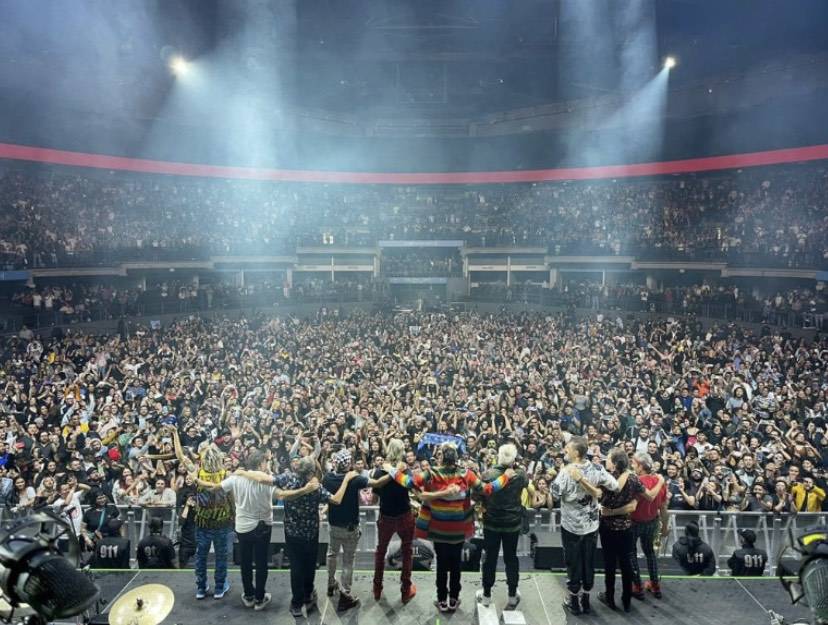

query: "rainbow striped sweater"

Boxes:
[390, 466, 509, 544]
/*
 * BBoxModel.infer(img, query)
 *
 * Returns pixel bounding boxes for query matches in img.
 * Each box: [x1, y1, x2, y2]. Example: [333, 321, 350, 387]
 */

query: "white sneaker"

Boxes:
[506, 591, 521, 610]
[254, 593, 272, 611]
[476, 589, 491, 607]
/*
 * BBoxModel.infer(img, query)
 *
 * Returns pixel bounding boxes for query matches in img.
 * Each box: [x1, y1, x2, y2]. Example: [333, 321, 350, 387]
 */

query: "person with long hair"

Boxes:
[597, 449, 648, 612]
[173, 428, 235, 600]
[630, 451, 668, 601]
[385, 443, 514, 614]
[371, 438, 417, 604]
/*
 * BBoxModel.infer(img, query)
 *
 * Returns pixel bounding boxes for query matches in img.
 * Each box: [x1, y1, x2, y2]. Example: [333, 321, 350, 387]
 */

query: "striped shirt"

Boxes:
[390, 466, 509, 544]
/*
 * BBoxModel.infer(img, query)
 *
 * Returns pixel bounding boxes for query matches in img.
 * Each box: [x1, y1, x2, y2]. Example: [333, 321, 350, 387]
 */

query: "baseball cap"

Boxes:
[738, 529, 757, 545]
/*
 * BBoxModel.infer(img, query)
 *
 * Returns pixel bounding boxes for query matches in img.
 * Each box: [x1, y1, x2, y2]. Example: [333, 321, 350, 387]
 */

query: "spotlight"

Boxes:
[169, 55, 190, 76]
[664, 56, 677, 70]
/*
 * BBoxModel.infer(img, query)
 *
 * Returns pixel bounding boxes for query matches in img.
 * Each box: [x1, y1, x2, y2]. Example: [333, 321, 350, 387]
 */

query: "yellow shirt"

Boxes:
[791, 483, 826, 512]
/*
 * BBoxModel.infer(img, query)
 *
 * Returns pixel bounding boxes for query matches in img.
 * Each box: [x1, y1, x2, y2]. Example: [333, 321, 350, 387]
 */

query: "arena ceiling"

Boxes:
[1, 0, 826, 121]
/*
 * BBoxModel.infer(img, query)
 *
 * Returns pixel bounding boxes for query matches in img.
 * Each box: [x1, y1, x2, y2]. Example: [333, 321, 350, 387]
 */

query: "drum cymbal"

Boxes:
[109, 584, 174, 625]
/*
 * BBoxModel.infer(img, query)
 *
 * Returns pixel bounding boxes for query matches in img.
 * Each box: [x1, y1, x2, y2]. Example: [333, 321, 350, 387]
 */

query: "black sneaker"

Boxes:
[337, 594, 360, 612]
[304, 591, 318, 615]
[563, 594, 582, 615]
[448, 597, 461, 612]
[435, 600, 450, 613]
[289, 604, 304, 618]
[598, 592, 617, 611]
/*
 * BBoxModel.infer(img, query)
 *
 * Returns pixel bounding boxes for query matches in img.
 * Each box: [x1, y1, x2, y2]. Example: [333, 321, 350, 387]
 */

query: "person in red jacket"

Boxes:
[385, 444, 513, 614]
[630, 452, 668, 599]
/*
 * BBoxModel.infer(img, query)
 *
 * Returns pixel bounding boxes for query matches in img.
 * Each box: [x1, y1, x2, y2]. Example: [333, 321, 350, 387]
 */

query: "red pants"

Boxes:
[373, 511, 415, 593]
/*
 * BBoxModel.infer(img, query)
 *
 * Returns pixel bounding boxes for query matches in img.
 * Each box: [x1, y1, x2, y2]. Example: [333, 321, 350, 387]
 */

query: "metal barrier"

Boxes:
[3, 505, 823, 575]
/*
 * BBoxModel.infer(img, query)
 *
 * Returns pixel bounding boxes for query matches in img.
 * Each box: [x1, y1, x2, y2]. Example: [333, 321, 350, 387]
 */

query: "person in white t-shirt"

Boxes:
[53, 481, 88, 538]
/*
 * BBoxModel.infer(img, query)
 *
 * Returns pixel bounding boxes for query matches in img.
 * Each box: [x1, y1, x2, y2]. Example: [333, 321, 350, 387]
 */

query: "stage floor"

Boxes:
[88, 568, 812, 625]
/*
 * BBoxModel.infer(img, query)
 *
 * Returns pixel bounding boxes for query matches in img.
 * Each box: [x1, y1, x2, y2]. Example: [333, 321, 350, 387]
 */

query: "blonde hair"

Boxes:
[386, 438, 405, 464]
[200, 444, 225, 474]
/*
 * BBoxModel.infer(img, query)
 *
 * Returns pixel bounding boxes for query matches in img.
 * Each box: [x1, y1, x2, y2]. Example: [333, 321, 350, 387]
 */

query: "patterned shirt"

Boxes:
[552, 460, 619, 535]
[600, 472, 645, 531]
[272, 471, 334, 541]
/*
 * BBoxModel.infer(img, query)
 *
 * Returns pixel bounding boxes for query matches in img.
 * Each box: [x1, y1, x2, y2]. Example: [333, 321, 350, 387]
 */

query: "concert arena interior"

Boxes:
[0, 2, 827, 625]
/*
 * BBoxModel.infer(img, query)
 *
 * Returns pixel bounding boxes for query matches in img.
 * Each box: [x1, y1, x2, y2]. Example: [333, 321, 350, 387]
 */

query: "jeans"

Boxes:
[194, 527, 229, 593]
[599, 525, 635, 604]
[482, 528, 520, 596]
[632, 518, 660, 585]
[238, 522, 271, 602]
[285, 536, 319, 608]
[561, 527, 597, 595]
[373, 511, 415, 594]
[327, 525, 360, 594]
[434, 542, 463, 602]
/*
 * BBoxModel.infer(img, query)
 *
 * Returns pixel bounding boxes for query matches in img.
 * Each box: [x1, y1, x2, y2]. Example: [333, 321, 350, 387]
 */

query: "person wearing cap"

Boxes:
[630, 452, 669, 600]
[137, 517, 177, 569]
[232, 454, 358, 618]
[727, 529, 768, 576]
[90, 518, 130, 569]
[671, 522, 716, 576]
[322, 448, 391, 612]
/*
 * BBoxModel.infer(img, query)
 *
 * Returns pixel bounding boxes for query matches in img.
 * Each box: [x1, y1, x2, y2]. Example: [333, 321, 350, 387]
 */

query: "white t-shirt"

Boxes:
[53, 492, 84, 536]
[221, 475, 278, 534]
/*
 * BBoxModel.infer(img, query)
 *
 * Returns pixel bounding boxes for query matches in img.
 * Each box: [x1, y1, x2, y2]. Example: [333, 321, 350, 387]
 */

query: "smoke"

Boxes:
[558, 0, 665, 167]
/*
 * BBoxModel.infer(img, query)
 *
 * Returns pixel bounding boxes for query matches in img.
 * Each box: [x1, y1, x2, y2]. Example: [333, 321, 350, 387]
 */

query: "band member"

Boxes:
[597, 449, 646, 612]
[235, 456, 358, 617]
[322, 449, 390, 612]
[173, 429, 234, 600]
[551, 437, 619, 615]
[630, 452, 668, 599]
[476, 443, 531, 610]
[385, 443, 514, 613]
[372, 439, 417, 604]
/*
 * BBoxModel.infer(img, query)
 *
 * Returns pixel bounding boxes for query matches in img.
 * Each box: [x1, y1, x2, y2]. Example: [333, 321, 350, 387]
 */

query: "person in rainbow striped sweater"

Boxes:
[385, 443, 514, 614]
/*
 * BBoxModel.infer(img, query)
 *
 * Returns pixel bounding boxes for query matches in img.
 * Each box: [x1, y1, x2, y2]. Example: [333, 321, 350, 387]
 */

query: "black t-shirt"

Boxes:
[91, 537, 131, 569]
[137, 534, 176, 568]
[372, 468, 411, 517]
[322, 472, 368, 528]
[82, 505, 119, 533]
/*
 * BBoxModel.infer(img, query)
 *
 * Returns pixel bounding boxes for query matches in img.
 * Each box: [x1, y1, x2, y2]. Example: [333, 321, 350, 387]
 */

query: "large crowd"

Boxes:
[1, 162, 826, 269]
[0, 309, 825, 533]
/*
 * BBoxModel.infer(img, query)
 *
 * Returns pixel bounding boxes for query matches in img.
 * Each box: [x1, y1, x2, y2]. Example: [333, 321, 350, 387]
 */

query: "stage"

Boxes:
[88, 568, 812, 625]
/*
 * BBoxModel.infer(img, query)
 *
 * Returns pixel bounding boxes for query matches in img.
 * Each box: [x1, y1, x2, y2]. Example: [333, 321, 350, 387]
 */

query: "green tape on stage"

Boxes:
[88, 567, 796, 581]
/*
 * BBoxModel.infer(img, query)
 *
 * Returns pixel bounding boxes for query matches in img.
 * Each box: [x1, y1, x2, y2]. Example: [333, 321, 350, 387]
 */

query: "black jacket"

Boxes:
[481, 465, 528, 532]
[727, 546, 767, 576]
[672, 535, 716, 576]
